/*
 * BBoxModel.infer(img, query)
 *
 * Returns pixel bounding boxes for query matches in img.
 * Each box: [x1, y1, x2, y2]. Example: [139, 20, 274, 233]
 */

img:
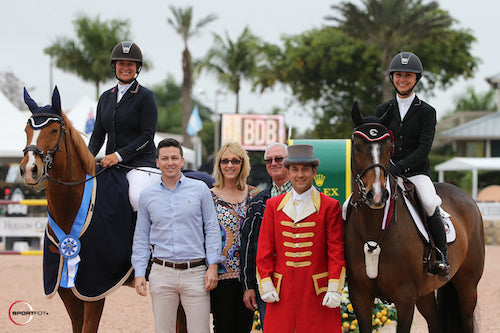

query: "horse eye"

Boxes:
[51, 128, 59, 134]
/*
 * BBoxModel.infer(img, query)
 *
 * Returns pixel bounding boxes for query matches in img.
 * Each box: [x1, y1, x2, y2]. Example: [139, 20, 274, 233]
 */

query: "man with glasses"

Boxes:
[240, 142, 291, 328]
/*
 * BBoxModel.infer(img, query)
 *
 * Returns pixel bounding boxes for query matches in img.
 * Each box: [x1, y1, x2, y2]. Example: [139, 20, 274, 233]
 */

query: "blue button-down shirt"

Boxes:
[132, 174, 222, 278]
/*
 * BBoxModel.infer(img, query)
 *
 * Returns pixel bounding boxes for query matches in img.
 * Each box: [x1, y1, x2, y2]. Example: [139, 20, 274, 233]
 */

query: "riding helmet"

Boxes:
[110, 41, 143, 73]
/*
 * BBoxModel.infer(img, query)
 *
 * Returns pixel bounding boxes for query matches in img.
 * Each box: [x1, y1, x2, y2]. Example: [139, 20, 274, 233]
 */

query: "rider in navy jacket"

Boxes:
[89, 80, 157, 168]
[88, 41, 158, 212]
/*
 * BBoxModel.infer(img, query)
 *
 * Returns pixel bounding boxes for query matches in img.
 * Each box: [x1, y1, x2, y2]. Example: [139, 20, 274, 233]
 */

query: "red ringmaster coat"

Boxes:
[256, 188, 346, 333]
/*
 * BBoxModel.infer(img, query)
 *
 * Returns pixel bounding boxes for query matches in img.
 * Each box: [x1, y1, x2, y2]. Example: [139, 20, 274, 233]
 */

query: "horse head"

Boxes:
[351, 102, 394, 209]
[19, 87, 66, 191]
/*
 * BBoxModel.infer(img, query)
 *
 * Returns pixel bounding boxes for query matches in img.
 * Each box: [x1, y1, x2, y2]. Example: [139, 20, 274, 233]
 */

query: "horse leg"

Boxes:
[349, 291, 375, 333]
[82, 298, 105, 333]
[449, 274, 480, 333]
[394, 300, 415, 333]
[176, 303, 187, 333]
[416, 292, 443, 333]
[58, 288, 84, 333]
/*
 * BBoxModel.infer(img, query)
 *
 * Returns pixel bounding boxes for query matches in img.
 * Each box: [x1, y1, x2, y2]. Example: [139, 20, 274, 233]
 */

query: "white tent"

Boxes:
[435, 157, 500, 199]
[0, 91, 29, 162]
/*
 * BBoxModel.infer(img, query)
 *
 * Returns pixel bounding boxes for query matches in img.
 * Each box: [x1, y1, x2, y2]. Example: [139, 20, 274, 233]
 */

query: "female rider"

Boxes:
[376, 51, 449, 279]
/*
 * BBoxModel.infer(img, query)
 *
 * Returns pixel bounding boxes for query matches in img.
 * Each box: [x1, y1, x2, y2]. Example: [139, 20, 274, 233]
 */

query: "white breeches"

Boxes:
[408, 174, 442, 217]
[126, 167, 161, 211]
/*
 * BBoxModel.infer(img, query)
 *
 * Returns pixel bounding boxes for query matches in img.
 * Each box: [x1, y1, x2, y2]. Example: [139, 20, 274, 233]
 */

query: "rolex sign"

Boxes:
[221, 114, 286, 151]
[289, 139, 351, 205]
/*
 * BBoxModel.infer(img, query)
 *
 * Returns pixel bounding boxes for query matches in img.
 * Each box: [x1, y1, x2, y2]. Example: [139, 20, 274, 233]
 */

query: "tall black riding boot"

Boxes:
[427, 207, 450, 280]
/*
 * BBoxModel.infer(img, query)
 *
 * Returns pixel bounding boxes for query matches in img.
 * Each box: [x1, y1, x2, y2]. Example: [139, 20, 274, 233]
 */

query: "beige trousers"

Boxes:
[149, 263, 210, 333]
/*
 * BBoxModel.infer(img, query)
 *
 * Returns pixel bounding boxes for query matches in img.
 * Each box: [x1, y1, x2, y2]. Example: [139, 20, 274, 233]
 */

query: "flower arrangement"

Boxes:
[341, 286, 397, 332]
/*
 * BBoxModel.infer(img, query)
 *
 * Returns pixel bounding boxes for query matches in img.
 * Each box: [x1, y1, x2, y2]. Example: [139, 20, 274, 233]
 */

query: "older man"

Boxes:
[256, 144, 346, 333]
[240, 143, 291, 327]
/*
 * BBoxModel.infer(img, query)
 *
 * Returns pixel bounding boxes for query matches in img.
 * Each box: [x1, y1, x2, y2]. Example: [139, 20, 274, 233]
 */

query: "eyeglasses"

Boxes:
[264, 156, 286, 165]
[220, 158, 242, 165]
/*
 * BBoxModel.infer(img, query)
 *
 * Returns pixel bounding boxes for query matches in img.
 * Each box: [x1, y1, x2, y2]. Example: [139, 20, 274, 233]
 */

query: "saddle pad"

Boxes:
[43, 166, 135, 300]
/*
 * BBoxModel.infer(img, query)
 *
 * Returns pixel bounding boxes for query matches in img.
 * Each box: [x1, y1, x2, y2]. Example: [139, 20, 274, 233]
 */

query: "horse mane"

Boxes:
[61, 111, 96, 176]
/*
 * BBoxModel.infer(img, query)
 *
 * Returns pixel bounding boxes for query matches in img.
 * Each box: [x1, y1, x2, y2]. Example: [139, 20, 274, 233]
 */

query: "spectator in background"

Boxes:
[210, 141, 259, 333]
[240, 142, 291, 328]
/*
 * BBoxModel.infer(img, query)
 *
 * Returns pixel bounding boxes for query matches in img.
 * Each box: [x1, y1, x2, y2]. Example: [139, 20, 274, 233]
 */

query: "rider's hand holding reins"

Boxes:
[100, 153, 119, 168]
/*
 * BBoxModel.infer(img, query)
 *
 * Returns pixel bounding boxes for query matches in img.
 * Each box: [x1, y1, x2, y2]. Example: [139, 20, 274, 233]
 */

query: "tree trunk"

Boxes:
[182, 48, 193, 148]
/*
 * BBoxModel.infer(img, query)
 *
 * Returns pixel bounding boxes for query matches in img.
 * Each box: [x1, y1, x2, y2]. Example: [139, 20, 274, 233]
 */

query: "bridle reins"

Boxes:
[23, 113, 104, 186]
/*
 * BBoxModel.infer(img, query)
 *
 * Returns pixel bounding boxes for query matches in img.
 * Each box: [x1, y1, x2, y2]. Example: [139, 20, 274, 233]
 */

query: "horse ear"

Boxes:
[24, 87, 39, 113]
[351, 101, 364, 127]
[51, 86, 62, 116]
[380, 103, 395, 127]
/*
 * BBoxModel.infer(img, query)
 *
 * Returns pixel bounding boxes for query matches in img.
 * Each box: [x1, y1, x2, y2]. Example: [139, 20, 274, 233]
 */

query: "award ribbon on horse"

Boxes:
[47, 174, 93, 288]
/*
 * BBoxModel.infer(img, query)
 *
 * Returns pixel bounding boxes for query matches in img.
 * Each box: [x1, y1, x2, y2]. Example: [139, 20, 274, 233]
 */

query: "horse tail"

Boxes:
[437, 281, 462, 332]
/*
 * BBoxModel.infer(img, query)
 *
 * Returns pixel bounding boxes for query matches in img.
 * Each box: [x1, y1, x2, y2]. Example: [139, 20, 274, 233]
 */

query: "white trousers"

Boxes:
[149, 263, 211, 333]
[408, 174, 442, 217]
[126, 168, 161, 211]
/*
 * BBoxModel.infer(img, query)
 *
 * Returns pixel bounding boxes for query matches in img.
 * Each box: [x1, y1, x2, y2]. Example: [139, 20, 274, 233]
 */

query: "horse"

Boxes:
[344, 102, 485, 333]
[18, 87, 190, 333]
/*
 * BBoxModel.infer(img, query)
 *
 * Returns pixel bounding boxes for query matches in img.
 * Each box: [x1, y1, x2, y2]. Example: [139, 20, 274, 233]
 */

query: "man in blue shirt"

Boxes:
[132, 138, 222, 333]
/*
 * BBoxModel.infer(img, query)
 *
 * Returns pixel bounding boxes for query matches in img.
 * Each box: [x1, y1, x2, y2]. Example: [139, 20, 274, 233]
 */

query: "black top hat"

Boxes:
[283, 144, 320, 167]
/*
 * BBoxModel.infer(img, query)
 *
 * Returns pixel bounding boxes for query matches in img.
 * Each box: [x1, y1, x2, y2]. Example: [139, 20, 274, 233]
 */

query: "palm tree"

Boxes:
[167, 6, 217, 148]
[326, 0, 454, 101]
[44, 14, 130, 100]
[197, 26, 262, 114]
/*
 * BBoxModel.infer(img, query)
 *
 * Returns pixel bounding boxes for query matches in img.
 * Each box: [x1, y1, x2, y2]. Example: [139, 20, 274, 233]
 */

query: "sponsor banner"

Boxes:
[221, 114, 286, 150]
[0, 217, 46, 237]
[290, 139, 351, 205]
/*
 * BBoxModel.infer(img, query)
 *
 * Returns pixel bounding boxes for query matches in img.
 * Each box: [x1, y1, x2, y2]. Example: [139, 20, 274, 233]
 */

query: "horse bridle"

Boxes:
[23, 113, 105, 186]
[23, 113, 67, 182]
[351, 125, 391, 206]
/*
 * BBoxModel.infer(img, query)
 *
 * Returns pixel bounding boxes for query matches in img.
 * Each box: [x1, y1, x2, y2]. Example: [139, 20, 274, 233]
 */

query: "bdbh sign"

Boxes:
[221, 114, 286, 150]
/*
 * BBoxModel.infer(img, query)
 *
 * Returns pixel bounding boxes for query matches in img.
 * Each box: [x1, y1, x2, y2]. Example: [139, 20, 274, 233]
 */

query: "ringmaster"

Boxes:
[256, 144, 346, 333]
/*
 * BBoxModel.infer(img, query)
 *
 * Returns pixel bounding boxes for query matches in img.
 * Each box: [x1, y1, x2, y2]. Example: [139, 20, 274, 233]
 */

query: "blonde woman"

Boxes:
[210, 141, 259, 333]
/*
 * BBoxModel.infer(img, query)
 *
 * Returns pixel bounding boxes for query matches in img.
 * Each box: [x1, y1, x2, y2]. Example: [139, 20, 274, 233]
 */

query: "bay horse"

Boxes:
[19, 87, 189, 333]
[344, 103, 485, 333]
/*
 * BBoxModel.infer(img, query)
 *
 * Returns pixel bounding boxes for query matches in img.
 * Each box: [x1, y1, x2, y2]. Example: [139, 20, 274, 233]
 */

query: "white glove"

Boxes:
[260, 279, 280, 303]
[322, 291, 341, 308]
[261, 289, 280, 303]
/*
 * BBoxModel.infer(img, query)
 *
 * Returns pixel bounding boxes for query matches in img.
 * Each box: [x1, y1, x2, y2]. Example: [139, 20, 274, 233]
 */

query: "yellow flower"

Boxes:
[376, 312, 383, 318]
[347, 304, 353, 312]
[350, 324, 356, 330]
[343, 322, 350, 328]
[342, 313, 349, 319]
[374, 318, 382, 325]
[381, 309, 387, 316]
[381, 316, 387, 322]
[386, 319, 392, 325]
[352, 319, 358, 325]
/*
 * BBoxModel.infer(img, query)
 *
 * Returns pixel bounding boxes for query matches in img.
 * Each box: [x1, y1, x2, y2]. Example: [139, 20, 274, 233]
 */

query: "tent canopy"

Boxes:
[435, 157, 500, 199]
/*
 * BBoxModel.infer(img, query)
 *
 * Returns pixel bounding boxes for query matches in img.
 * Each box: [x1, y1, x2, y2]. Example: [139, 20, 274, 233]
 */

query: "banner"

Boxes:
[290, 139, 351, 205]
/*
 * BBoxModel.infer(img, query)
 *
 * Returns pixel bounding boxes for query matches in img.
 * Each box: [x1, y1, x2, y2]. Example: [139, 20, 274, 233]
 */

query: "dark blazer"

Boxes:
[240, 186, 272, 291]
[376, 95, 436, 177]
[88, 80, 157, 168]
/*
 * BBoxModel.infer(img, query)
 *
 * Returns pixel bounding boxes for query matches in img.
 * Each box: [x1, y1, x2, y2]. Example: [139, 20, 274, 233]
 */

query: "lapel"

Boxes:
[117, 81, 139, 105]
[278, 187, 321, 223]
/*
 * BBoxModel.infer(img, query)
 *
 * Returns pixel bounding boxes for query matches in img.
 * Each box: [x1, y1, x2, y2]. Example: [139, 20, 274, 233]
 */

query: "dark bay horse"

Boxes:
[18, 87, 189, 333]
[344, 103, 485, 333]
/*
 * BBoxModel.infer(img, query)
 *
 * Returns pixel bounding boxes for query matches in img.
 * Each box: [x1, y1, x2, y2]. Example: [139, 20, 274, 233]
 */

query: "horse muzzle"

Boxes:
[20, 155, 46, 192]
[365, 187, 389, 209]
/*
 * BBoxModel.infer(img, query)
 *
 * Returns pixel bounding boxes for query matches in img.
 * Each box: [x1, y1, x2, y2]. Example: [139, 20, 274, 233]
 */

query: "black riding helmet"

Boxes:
[110, 41, 143, 83]
[388, 52, 423, 96]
